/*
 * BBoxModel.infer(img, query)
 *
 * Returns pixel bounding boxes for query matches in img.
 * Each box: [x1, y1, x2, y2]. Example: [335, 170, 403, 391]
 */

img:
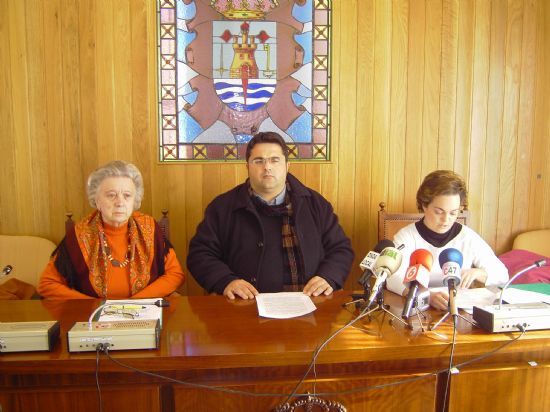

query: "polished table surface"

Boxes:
[1, 291, 549, 411]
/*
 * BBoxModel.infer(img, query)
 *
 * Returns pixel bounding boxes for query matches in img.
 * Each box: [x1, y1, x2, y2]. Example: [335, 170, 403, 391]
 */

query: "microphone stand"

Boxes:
[344, 274, 373, 310]
[430, 287, 477, 331]
[404, 295, 429, 332]
[360, 282, 408, 328]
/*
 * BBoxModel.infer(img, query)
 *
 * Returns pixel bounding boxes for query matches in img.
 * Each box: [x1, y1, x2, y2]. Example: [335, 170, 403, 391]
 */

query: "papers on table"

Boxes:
[430, 285, 550, 314]
[500, 288, 550, 305]
[98, 298, 164, 327]
[256, 292, 317, 319]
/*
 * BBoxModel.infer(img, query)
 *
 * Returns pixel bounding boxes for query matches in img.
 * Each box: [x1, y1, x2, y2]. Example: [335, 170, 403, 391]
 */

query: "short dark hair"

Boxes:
[245, 132, 289, 162]
[416, 170, 468, 212]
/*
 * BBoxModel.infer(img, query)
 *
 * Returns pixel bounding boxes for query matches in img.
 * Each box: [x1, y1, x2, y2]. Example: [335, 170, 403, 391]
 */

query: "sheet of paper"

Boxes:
[429, 287, 500, 313]
[501, 288, 550, 305]
[256, 292, 316, 319]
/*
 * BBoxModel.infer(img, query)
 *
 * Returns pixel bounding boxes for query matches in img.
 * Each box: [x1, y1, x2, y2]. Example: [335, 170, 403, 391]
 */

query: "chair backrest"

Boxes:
[65, 210, 171, 241]
[0, 235, 56, 287]
[512, 229, 550, 257]
[378, 201, 469, 241]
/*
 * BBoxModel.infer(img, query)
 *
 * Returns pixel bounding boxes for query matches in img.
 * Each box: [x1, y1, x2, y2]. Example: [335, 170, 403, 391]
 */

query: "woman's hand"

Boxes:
[430, 289, 449, 311]
[460, 268, 488, 289]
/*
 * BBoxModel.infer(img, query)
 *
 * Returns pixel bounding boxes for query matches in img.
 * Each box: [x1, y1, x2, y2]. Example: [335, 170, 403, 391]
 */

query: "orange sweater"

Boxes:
[37, 222, 185, 299]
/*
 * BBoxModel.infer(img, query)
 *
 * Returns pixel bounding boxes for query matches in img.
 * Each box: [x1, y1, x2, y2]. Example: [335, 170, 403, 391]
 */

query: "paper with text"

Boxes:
[256, 292, 316, 319]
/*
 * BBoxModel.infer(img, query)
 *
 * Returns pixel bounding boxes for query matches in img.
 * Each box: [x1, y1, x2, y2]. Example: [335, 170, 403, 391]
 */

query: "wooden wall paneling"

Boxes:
[130, 0, 153, 214]
[62, 0, 88, 229]
[481, 2, 506, 247]
[496, 0, 523, 253]
[454, 0, 475, 178]
[387, 0, 408, 213]
[512, 0, 537, 237]
[78, 0, 100, 227]
[161, 165, 190, 295]
[289, 163, 305, 184]
[353, 0, 375, 266]
[403, 0, 426, 212]
[184, 165, 204, 295]
[202, 164, 221, 209]
[113, 0, 133, 163]
[421, 0, 442, 180]
[304, 163, 321, 193]
[44, 0, 69, 242]
[540, 0, 550, 229]
[369, 0, 392, 255]
[95, 0, 116, 164]
[219, 163, 240, 194]
[25, 2, 52, 238]
[467, 0, 491, 232]
[529, 0, 550, 229]
[9, 1, 34, 234]
[337, 0, 358, 288]
[437, 0, 459, 170]
[0, 0, 17, 235]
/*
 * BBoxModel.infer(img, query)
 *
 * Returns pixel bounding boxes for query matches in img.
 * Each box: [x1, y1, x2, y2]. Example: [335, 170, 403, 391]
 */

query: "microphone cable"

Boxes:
[95, 343, 106, 412]
[441, 315, 458, 412]
[90, 322, 527, 406]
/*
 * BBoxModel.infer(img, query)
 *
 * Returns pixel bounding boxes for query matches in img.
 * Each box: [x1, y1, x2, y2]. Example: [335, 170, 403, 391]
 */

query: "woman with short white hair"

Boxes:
[38, 160, 185, 299]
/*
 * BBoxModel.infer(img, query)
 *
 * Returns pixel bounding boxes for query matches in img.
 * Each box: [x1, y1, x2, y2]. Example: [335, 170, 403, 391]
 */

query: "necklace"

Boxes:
[99, 230, 132, 267]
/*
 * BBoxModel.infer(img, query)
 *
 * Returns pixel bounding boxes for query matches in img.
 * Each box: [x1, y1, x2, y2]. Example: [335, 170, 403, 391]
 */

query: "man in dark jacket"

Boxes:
[187, 132, 354, 299]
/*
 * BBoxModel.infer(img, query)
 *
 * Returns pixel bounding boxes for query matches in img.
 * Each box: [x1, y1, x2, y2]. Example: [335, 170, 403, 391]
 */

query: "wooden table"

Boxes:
[0, 291, 549, 411]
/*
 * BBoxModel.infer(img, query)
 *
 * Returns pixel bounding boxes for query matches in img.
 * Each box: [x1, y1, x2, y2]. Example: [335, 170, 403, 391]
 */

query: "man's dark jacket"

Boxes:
[187, 173, 354, 294]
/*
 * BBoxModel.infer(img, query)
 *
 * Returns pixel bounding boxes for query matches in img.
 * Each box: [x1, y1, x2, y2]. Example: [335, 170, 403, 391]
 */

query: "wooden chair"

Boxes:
[0, 235, 56, 288]
[378, 201, 469, 241]
[65, 209, 171, 241]
[512, 229, 550, 257]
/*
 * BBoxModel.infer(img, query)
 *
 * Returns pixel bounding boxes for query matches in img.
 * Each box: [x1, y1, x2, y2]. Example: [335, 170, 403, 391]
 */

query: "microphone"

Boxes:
[365, 244, 403, 308]
[358, 239, 395, 288]
[2, 265, 13, 277]
[497, 259, 546, 309]
[401, 249, 433, 319]
[439, 248, 464, 318]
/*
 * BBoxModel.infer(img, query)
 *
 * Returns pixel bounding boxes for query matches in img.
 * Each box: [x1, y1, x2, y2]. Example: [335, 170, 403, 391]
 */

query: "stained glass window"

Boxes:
[157, 0, 331, 162]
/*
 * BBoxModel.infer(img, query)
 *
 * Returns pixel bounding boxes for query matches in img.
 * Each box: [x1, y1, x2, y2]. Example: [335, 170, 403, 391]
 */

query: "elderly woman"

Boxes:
[385, 170, 508, 310]
[38, 161, 185, 299]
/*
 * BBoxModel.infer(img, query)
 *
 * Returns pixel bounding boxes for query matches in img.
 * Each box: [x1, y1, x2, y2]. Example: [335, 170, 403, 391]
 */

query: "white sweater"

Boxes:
[386, 223, 509, 296]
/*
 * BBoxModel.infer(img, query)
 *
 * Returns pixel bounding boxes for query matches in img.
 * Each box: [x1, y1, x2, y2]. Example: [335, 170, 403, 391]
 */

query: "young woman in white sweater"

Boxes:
[386, 170, 508, 310]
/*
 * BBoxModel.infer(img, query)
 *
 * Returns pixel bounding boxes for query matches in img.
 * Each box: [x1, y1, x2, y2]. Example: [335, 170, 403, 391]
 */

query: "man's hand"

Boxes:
[223, 279, 259, 300]
[303, 276, 333, 297]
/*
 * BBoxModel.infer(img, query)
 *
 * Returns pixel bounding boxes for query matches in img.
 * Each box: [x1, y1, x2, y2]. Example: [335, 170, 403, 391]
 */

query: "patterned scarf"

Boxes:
[250, 184, 306, 291]
[74, 211, 154, 297]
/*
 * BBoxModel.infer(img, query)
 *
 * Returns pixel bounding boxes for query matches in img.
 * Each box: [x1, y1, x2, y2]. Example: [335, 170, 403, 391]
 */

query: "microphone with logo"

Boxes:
[364, 244, 403, 310]
[440, 248, 463, 320]
[401, 249, 433, 320]
[357, 239, 395, 294]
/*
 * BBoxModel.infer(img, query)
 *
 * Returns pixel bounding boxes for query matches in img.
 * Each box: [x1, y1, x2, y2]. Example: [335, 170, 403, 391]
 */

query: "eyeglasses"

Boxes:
[102, 308, 139, 319]
[249, 156, 284, 166]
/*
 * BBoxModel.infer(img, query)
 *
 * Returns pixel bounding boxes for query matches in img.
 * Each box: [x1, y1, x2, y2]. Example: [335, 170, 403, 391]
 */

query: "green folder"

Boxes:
[510, 283, 550, 296]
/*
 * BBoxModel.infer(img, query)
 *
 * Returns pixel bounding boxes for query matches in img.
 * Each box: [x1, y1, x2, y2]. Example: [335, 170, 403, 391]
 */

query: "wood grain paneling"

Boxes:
[0, 0, 548, 294]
